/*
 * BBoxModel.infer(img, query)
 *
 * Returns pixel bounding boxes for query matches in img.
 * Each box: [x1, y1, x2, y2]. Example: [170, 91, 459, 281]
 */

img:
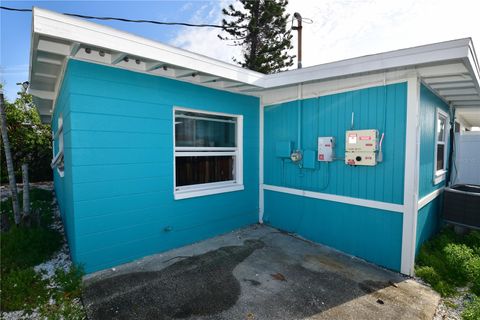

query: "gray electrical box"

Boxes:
[317, 137, 335, 162]
[345, 129, 378, 166]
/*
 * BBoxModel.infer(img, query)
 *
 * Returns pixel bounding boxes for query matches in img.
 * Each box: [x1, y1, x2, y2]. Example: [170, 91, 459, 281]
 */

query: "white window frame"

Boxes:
[51, 114, 65, 178]
[173, 107, 243, 200]
[433, 108, 448, 185]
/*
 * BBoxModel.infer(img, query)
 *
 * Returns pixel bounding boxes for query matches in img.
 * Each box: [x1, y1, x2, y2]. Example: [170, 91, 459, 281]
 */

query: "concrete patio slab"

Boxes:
[83, 225, 439, 320]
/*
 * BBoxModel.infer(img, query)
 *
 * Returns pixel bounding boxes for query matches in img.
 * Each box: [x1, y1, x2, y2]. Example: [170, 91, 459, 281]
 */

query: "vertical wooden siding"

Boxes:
[418, 84, 450, 198]
[414, 85, 451, 255]
[264, 190, 403, 270]
[56, 60, 259, 273]
[262, 83, 407, 271]
[264, 82, 407, 204]
[415, 195, 443, 255]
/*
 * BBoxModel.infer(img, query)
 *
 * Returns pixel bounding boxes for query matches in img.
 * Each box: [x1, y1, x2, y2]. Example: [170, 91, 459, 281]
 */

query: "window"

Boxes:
[51, 114, 64, 177]
[433, 108, 448, 184]
[174, 108, 243, 199]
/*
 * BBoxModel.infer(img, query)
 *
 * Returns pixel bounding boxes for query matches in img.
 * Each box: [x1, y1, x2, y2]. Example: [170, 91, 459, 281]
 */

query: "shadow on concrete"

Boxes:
[83, 226, 439, 320]
[84, 240, 264, 319]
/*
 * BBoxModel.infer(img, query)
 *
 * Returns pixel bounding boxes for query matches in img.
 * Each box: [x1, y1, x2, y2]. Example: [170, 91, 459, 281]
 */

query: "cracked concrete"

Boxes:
[83, 225, 439, 320]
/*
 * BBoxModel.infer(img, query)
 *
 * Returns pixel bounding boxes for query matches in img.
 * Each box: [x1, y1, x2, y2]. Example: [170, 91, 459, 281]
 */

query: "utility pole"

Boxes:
[292, 12, 303, 69]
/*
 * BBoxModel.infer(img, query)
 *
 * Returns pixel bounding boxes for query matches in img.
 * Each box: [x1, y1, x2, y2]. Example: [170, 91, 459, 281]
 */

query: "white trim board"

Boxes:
[259, 98, 265, 223]
[400, 75, 421, 276]
[263, 184, 404, 213]
[418, 188, 444, 210]
[260, 71, 410, 106]
[32, 8, 263, 84]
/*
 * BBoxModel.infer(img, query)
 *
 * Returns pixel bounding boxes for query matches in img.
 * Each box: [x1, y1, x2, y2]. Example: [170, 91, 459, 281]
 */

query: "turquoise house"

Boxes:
[29, 8, 480, 275]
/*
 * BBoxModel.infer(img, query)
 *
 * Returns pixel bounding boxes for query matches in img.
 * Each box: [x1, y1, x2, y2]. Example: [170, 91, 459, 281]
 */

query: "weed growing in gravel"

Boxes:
[462, 296, 480, 320]
[415, 227, 480, 320]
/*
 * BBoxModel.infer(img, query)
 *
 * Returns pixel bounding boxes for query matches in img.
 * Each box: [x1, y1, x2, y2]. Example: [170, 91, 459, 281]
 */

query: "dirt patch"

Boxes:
[84, 239, 264, 319]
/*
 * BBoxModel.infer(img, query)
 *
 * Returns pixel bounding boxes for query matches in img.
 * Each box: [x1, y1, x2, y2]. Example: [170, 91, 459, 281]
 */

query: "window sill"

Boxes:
[174, 184, 244, 200]
[433, 170, 447, 185]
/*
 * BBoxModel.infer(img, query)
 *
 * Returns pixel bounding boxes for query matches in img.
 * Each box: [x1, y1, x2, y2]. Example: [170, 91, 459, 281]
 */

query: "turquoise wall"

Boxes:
[264, 190, 403, 270]
[263, 83, 408, 271]
[415, 84, 450, 254]
[55, 60, 259, 273]
[52, 74, 76, 256]
[264, 83, 407, 204]
[415, 195, 443, 255]
[418, 84, 450, 198]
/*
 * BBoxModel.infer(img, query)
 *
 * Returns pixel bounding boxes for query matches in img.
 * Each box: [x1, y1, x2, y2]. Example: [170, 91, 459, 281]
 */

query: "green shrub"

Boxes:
[416, 227, 480, 298]
[415, 266, 440, 285]
[53, 266, 84, 298]
[39, 295, 86, 320]
[462, 296, 480, 320]
[443, 243, 476, 285]
[1, 188, 53, 227]
[464, 230, 480, 249]
[0, 268, 49, 311]
[0, 188, 85, 317]
[1, 225, 62, 274]
[0, 91, 52, 184]
[472, 273, 480, 296]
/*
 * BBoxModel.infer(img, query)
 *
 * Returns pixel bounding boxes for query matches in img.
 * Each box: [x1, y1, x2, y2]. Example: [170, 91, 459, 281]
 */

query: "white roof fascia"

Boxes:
[32, 7, 265, 86]
[29, 7, 480, 125]
[464, 40, 480, 93]
[31, 7, 478, 89]
[263, 38, 473, 87]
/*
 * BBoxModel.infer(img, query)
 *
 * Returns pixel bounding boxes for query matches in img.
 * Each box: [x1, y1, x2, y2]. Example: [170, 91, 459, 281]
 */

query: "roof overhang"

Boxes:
[29, 7, 480, 126]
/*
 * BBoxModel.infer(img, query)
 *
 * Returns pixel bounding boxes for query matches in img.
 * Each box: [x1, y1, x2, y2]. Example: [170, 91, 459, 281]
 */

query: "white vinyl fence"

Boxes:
[453, 132, 480, 185]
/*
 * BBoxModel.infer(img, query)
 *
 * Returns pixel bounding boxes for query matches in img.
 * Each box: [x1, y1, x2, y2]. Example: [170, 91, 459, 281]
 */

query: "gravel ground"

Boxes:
[1, 183, 84, 320]
[0, 182, 53, 201]
[415, 276, 472, 320]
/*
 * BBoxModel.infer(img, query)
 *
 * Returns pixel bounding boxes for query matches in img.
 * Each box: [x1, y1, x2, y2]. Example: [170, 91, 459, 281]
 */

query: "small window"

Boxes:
[174, 108, 243, 199]
[433, 108, 448, 184]
[51, 114, 64, 177]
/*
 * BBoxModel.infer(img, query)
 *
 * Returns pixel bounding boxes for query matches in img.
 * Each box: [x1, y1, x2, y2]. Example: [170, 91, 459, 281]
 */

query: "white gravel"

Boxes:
[0, 182, 53, 201]
[0, 310, 40, 320]
[428, 284, 473, 320]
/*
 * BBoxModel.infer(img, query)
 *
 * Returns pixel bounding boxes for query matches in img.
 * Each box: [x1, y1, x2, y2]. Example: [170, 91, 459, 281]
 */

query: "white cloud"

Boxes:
[287, 0, 480, 67]
[170, 0, 480, 70]
[170, 0, 242, 65]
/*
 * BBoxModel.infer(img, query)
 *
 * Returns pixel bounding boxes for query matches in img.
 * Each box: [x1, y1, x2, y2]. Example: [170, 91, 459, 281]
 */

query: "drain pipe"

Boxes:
[293, 12, 303, 69]
[290, 83, 304, 165]
[298, 83, 303, 151]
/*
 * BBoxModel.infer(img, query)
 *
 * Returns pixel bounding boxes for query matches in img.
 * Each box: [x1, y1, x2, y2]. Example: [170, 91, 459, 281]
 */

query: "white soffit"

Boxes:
[29, 7, 480, 124]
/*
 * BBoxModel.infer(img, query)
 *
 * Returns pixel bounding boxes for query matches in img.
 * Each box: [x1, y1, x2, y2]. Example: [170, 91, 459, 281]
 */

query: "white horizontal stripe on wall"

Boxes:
[263, 184, 404, 213]
[417, 188, 444, 210]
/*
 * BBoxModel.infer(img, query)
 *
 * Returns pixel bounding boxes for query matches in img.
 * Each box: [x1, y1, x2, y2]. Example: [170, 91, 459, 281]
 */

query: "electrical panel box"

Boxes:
[276, 141, 293, 158]
[345, 129, 378, 166]
[303, 150, 316, 169]
[317, 137, 335, 162]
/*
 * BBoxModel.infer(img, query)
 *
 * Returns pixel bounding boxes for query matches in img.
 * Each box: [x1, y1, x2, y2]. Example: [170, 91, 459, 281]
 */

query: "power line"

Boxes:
[0, 6, 233, 29]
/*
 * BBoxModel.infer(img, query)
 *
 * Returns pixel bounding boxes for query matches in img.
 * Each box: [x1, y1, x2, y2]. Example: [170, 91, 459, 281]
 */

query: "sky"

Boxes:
[1, 0, 479, 101]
